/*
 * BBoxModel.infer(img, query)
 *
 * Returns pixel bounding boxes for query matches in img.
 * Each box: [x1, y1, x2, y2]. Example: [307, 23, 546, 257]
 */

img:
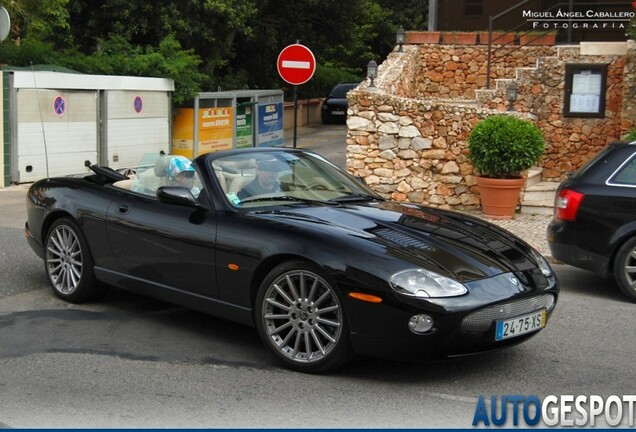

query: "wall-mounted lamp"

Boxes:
[507, 81, 518, 111]
[367, 60, 378, 88]
[396, 26, 405, 52]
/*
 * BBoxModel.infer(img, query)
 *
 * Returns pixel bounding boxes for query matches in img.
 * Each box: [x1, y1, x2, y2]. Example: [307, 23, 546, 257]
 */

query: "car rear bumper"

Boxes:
[547, 219, 610, 276]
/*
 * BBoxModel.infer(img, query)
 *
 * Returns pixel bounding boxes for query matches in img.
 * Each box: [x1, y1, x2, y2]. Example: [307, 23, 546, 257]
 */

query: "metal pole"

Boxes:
[567, 0, 573, 43]
[486, 16, 493, 89]
[193, 96, 199, 157]
[293, 85, 298, 148]
[428, 0, 438, 31]
[293, 39, 300, 149]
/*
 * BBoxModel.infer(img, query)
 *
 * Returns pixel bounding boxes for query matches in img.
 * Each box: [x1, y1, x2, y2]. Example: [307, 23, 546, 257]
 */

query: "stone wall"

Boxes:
[412, 45, 556, 99]
[346, 41, 636, 209]
[347, 91, 487, 208]
[499, 45, 635, 178]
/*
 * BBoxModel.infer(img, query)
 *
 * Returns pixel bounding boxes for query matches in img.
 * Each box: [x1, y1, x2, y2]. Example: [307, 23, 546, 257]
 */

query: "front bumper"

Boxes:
[346, 273, 558, 360]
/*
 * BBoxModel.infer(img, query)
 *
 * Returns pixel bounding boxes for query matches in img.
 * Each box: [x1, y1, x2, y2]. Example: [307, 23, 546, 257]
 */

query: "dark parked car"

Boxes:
[321, 82, 358, 123]
[25, 148, 558, 372]
[548, 140, 636, 301]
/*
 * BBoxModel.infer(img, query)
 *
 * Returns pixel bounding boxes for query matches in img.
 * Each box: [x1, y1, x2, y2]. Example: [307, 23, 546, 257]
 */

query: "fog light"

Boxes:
[408, 314, 433, 334]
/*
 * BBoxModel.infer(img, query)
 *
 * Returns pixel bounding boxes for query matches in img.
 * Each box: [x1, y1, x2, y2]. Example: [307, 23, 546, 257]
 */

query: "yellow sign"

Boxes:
[172, 107, 234, 157]
[172, 108, 195, 158]
[198, 108, 233, 154]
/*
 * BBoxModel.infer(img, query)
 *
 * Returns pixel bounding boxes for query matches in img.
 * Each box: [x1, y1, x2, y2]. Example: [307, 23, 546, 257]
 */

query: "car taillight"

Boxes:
[555, 189, 585, 221]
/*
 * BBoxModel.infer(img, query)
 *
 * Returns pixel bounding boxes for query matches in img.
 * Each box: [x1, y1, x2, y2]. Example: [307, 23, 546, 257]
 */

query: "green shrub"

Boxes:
[624, 129, 636, 141]
[468, 115, 545, 179]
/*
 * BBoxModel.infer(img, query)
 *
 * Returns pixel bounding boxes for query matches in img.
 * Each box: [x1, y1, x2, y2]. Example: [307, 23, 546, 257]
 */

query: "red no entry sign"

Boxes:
[277, 44, 316, 86]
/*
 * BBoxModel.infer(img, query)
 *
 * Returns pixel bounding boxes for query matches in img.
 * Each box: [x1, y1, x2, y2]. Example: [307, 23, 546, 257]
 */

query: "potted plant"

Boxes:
[468, 115, 545, 219]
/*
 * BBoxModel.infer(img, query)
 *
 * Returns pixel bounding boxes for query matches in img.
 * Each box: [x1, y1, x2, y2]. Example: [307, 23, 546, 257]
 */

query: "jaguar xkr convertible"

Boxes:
[25, 148, 558, 372]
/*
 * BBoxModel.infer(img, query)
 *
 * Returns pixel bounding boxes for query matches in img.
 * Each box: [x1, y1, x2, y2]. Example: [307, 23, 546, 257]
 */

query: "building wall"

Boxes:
[436, 0, 631, 42]
[346, 40, 636, 209]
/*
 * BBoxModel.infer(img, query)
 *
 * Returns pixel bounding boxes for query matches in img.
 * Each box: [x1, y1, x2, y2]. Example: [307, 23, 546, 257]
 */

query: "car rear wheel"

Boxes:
[613, 236, 636, 302]
[255, 261, 352, 373]
[45, 218, 102, 303]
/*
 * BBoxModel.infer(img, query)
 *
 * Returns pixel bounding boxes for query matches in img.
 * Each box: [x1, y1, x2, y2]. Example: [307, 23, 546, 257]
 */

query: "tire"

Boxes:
[255, 261, 353, 373]
[44, 218, 103, 303]
[613, 236, 636, 302]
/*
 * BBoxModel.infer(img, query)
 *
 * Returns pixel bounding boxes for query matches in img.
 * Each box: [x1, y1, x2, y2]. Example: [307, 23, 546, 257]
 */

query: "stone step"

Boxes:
[523, 190, 557, 203]
[524, 181, 560, 192]
[520, 204, 555, 216]
[525, 167, 543, 188]
[520, 181, 559, 215]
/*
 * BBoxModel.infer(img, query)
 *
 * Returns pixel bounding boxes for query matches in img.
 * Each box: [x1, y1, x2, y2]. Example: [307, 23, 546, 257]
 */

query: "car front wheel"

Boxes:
[613, 236, 636, 302]
[45, 218, 102, 303]
[255, 261, 352, 373]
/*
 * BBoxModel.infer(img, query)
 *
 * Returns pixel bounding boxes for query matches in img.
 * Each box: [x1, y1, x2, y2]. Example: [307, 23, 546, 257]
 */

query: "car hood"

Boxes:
[324, 97, 347, 107]
[258, 201, 538, 282]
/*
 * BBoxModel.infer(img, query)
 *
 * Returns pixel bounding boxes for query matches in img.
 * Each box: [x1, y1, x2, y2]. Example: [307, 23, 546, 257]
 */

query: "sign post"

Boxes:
[277, 43, 316, 148]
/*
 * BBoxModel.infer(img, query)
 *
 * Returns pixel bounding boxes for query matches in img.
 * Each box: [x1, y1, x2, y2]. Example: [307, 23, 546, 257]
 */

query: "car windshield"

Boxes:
[210, 150, 380, 208]
[330, 84, 357, 98]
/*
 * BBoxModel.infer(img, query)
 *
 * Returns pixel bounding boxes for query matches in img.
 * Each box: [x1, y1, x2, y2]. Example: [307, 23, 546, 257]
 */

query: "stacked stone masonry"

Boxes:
[346, 40, 636, 210]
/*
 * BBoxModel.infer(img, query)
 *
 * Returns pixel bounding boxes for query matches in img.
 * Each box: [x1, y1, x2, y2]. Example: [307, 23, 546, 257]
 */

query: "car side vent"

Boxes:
[373, 228, 435, 251]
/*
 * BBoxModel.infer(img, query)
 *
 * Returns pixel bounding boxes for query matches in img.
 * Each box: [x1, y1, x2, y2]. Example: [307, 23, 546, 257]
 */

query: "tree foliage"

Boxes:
[0, 0, 424, 104]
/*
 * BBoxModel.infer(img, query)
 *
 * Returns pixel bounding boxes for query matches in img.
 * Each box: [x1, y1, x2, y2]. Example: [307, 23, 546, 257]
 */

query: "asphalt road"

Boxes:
[0, 127, 634, 428]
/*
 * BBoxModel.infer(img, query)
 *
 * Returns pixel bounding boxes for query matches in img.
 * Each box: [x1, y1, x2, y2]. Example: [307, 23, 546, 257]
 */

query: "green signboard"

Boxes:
[236, 101, 254, 148]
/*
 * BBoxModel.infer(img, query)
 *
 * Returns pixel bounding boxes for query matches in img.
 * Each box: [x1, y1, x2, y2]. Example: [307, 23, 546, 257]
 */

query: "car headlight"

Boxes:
[530, 249, 553, 277]
[389, 269, 468, 298]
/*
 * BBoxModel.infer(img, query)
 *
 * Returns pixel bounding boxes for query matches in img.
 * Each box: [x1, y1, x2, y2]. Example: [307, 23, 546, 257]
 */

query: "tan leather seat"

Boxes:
[113, 178, 135, 190]
[215, 171, 228, 193]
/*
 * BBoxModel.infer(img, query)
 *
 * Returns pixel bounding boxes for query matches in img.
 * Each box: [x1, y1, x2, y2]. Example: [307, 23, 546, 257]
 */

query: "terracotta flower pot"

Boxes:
[405, 31, 440, 44]
[479, 31, 515, 45]
[476, 176, 526, 220]
[519, 33, 556, 46]
[441, 32, 478, 45]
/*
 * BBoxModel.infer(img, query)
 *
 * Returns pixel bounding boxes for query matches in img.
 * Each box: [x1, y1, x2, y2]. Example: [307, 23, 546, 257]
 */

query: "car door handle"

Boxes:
[117, 205, 129, 215]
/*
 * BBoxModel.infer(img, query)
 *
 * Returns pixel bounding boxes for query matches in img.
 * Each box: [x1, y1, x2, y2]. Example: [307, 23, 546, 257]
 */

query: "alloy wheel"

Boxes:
[261, 270, 343, 364]
[46, 224, 84, 295]
[621, 247, 636, 291]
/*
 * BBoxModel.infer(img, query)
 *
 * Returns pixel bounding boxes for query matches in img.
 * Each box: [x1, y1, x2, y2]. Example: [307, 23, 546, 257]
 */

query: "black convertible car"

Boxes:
[25, 148, 558, 372]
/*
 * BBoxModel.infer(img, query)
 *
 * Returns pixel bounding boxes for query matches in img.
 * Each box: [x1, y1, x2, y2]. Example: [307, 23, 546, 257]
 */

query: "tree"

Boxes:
[67, 0, 258, 86]
[1, 1, 411, 102]
[2, 0, 70, 43]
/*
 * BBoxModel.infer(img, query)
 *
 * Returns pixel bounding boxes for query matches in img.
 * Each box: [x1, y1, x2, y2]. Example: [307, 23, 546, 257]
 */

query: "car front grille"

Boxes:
[461, 294, 556, 332]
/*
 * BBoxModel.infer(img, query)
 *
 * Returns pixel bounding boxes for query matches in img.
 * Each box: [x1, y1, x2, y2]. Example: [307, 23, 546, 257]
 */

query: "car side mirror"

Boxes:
[156, 186, 198, 207]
